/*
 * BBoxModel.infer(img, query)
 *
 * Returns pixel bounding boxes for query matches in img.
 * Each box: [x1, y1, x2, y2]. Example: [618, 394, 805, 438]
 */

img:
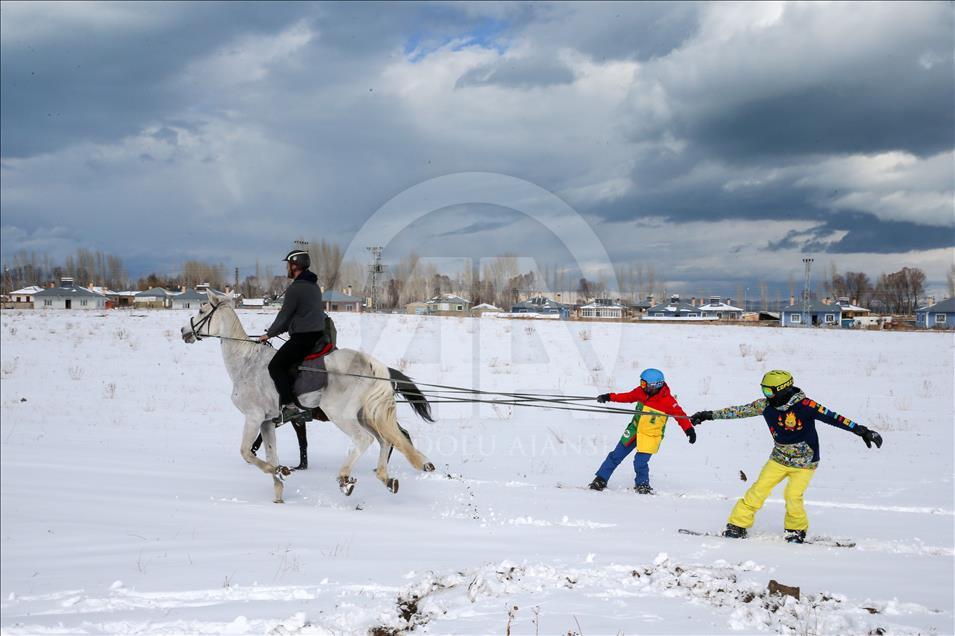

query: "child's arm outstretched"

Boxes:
[803, 399, 884, 448]
[690, 398, 768, 425]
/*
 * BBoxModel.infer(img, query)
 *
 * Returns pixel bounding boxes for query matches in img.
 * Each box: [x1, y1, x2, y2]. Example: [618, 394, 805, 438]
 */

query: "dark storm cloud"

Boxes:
[686, 64, 954, 161]
[0, 3, 312, 158]
[521, 1, 700, 62]
[821, 212, 955, 255]
[0, 1, 515, 158]
[1, 1, 952, 289]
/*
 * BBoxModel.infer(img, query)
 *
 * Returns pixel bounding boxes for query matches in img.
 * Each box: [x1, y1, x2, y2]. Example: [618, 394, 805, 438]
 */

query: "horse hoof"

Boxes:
[423, 462, 435, 473]
[387, 478, 399, 493]
[338, 476, 356, 496]
[274, 465, 291, 480]
[274, 498, 284, 504]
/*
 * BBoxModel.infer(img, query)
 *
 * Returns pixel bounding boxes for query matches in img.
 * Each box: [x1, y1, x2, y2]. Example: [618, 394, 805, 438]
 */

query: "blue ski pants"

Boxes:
[596, 441, 652, 486]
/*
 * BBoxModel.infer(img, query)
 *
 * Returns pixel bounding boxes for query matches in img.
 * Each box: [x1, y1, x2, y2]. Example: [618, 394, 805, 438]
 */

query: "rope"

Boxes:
[296, 366, 693, 420]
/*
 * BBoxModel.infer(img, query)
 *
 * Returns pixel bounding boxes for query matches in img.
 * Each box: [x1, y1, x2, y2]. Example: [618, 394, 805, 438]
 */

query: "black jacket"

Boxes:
[267, 270, 326, 337]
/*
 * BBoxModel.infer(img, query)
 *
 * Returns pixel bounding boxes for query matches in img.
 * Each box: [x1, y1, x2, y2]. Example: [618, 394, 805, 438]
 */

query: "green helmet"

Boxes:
[760, 370, 794, 398]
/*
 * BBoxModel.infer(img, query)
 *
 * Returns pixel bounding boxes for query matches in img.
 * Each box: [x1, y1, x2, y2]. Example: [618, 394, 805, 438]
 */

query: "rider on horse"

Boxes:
[258, 249, 326, 423]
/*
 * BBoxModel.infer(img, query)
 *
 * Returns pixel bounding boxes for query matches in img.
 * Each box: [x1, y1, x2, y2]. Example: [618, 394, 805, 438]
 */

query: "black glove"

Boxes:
[690, 411, 713, 426]
[853, 425, 883, 449]
[684, 426, 696, 444]
[596, 393, 611, 403]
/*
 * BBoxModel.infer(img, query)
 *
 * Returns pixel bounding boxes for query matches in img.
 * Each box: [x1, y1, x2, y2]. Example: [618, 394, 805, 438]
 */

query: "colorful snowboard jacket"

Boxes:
[609, 384, 690, 455]
[710, 389, 860, 469]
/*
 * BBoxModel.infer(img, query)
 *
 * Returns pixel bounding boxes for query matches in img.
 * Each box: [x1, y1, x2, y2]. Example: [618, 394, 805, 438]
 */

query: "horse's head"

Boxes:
[180, 290, 226, 344]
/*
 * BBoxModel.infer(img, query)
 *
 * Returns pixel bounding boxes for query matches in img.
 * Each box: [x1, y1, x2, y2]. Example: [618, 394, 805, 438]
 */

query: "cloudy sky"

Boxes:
[1, 1, 952, 294]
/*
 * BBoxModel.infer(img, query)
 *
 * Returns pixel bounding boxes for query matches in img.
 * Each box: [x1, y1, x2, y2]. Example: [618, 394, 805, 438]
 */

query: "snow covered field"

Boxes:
[1, 309, 953, 635]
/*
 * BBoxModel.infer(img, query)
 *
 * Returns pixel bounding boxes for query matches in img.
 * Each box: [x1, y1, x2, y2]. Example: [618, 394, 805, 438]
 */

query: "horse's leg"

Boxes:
[336, 421, 373, 496]
[375, 441, 399, 493]
[292, 421, 308, 470]
[239, 416, 288, 503]
[260, 421, 288, 503]
[374, 408, 435, 473]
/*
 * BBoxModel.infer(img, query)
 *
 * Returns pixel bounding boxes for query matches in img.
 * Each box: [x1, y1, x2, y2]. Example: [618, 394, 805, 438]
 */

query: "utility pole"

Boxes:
[234, 267, 239, 294]
[366, 246, 383, 312]
[802, 257, 814, 328]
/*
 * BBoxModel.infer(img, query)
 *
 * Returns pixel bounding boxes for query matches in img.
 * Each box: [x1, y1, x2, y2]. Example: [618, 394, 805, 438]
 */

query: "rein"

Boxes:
[189, 306, 686, 419]
[190, 302, 268, 345]
[296, 366, 693, 419]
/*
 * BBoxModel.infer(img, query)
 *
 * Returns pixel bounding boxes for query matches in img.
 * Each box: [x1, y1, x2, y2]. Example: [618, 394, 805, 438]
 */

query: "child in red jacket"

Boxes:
[590, 368, 696, 494]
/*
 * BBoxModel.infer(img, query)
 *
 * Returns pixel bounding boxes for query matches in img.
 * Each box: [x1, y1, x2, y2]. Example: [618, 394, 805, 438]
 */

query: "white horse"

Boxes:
[180, 292, 435, 503]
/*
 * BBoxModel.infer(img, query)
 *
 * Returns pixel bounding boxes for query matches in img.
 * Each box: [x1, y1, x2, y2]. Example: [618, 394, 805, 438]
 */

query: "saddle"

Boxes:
[292, 316, 337, 398]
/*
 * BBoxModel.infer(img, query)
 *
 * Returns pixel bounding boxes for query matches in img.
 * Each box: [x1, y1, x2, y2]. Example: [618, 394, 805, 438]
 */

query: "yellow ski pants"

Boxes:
[728, 459, 815, 531]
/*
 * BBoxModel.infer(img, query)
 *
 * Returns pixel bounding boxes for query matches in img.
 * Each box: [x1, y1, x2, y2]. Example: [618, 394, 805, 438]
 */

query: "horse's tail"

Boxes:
[388, 367, 434, 423]
[357, 358, 433, 471]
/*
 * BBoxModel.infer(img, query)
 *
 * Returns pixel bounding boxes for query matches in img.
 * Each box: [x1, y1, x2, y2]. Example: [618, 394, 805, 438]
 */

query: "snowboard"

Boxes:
[678, 528, 856, 548]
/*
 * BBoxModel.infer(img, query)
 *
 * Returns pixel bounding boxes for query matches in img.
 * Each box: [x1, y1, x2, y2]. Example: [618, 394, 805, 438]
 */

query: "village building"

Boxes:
[134, 287, 171, 309]
[698, 297, 744, 320]
[33, 278, 107, 310]
[471, 303, 504, 316]
[628, 296, 655, 317]
[405, 301, 430, 315]
[324, 290, 363, 312]
[832, 297, 871, 327]
[510, 296, 571, 319]
[780, 299, 842, 327]
[578, 298, 626, 319]
[644, 295, 710, 320]
[426, 294, 471, 313]
[916, 297, 955, 330]
[8, 285, 44, 307]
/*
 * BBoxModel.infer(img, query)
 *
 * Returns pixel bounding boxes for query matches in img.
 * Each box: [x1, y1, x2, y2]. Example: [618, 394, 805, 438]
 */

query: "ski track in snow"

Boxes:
[1, 310, 953, 635]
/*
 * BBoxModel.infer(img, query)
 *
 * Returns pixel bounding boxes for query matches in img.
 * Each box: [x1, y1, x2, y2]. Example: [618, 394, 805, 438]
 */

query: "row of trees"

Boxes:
[5, 243, 951, 315]
[823, 265, 935, 315]
[2, 249, 128, 292]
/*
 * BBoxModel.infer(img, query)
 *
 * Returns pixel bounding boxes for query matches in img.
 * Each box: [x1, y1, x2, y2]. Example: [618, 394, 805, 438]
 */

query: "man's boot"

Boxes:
[589, 476, 607, 491]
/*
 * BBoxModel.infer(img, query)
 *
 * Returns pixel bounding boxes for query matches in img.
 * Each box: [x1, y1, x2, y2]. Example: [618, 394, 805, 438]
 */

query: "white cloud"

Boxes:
[796, 151, 954, 226]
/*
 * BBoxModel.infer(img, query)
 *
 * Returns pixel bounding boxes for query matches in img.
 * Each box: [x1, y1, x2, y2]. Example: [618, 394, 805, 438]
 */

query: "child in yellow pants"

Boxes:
[728, 459, 814, 532]
[691, 370, 882, 543]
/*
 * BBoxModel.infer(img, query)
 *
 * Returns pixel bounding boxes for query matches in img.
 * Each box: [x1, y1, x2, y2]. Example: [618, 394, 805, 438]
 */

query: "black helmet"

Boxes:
[283, 249, 310, 269]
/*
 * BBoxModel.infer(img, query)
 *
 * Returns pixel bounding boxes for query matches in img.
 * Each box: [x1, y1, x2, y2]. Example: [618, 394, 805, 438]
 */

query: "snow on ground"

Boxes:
[1, 309, 952, 635]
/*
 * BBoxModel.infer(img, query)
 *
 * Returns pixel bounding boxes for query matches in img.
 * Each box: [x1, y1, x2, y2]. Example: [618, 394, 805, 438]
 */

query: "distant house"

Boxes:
[405, 301, 430, 315]
[578, 298, 626, 319]
[170, 287, 210, 310]
[241, 298, 268, 308]
[916, 297, 955, 330]
[33, 278, 107, 310]
[629, 296, 655, 317]
[324, 290, 362, 312]
[832, 297, 871, 327]
[644, 295, 709, 320]
[699, 297, 744, 320]
[9, 285, 44, 307]
[781, 299, 842, 327]
[427, 294, 471, 313]
[134, 287, 171, 308]
[471, 303, 504, 315]
[510, 296, 571, 319]
[109, 290, 139, 308]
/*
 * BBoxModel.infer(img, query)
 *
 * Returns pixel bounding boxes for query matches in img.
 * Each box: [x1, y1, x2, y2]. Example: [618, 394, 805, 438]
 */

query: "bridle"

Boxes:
[188, 301, 265, 344]
[188, 301, 221, 341]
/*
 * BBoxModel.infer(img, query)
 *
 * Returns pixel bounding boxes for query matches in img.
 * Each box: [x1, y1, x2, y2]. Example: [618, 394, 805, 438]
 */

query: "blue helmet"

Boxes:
[640, 368, 665, 390]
